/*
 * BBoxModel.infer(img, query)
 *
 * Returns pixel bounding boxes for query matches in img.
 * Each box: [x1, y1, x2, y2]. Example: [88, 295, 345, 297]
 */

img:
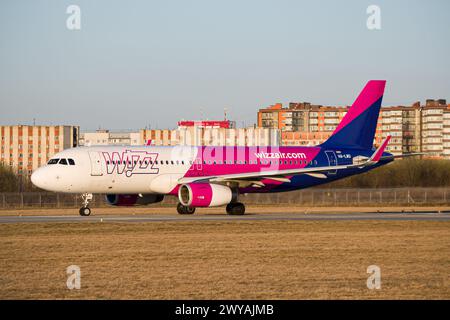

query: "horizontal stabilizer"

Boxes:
[380, 152, 426, 160]
[369, 135, 391, 163]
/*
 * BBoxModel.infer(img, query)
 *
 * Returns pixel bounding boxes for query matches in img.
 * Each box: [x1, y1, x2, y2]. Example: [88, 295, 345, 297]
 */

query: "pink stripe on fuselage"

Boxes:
[184, 146, 320, 177]
[332, 80, 385, 135]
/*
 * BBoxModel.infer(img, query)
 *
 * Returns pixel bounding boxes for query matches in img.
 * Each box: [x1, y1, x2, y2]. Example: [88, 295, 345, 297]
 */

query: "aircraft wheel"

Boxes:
[226, 202, 245, 215]
[177, 203, 195, 215]
[79, 207, 91, 216]
[185, 206, 195, 214]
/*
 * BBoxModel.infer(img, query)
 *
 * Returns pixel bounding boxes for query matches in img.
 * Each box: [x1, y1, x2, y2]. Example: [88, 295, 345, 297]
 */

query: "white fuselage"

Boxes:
[31, 146, 198, 194]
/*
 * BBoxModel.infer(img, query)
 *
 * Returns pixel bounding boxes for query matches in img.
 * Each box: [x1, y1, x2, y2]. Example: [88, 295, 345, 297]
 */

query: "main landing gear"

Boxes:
[79, 193, 93, 216]
[177, 203, 196, 215]
[226, 202, 245, 215]
[176, 202, 246, 215]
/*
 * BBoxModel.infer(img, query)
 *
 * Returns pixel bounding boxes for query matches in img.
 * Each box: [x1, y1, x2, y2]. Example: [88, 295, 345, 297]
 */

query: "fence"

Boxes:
[241, 188, 450, 206]
[1, 188, 450, 209]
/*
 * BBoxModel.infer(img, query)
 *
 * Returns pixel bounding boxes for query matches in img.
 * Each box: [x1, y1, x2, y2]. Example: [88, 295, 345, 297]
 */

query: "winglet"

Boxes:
[369, 135, 391, 162]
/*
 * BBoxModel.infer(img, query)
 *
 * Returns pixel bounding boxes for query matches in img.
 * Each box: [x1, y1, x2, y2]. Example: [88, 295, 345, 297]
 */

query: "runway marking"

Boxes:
[0, 212, 449, 224]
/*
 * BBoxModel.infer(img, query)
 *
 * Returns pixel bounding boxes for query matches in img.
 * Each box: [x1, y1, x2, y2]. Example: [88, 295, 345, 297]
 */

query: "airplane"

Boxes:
[31, 80, 407, 216]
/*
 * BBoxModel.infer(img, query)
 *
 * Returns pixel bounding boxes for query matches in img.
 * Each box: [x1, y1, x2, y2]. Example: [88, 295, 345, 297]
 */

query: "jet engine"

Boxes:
[105, 194, 164, 206]
[178, 183, 237, 207]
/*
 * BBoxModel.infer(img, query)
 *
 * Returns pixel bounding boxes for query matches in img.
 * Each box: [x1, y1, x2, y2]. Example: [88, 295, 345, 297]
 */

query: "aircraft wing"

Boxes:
[179, 162, 370, 185]
[178, 137, 391, 185]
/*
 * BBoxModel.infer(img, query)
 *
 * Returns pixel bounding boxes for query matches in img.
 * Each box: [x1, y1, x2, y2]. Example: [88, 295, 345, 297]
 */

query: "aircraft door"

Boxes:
[88, 151, 103, 176]
[325, 150, 338, 175]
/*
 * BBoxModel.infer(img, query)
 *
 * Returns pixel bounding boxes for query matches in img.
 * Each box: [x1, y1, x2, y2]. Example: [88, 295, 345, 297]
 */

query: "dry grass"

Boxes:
[0, 219, 449, 299]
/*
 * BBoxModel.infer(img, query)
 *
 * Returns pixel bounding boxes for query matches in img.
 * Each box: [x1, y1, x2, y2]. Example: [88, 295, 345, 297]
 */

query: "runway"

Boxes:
[1, 211, 450, 223]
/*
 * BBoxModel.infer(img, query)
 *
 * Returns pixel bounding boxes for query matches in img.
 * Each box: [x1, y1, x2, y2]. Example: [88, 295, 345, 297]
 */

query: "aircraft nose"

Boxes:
[31, 168, 47, 190]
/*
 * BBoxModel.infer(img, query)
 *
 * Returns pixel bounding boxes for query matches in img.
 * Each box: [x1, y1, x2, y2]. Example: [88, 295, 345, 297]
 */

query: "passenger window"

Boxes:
[59, 159, 68, 165]
[47, 158, 59, 165]
[68, 159, 75, 165]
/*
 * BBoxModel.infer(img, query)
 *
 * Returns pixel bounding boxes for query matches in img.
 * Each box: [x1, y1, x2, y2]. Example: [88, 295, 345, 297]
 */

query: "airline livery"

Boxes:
[31, 80, 406, 216]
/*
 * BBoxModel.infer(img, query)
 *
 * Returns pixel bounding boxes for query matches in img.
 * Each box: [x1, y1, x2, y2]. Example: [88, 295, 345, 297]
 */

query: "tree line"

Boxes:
[0, 164, 19, 192]
[325, 158, 450, 188]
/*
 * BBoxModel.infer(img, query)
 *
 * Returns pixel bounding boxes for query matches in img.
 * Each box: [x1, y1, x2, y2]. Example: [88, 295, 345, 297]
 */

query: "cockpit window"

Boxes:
[68, 158, 75, 165]
[59, 159, 68, 165]
[48, 158, 59, 165]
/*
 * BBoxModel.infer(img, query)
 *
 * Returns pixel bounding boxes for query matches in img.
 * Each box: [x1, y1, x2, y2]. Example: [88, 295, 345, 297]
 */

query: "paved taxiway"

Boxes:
[0, 211, 449, 223]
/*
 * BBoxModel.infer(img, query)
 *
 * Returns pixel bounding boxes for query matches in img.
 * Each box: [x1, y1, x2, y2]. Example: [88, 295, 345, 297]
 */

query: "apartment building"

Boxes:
[257, 103, 285, 130]
[0, 125, 79, 176]
[78, 130, 141, 146]
[282, 131, 332, 146]
[377, 104, 421, 155]
[421, 100, 445, 156]
[258, 102, 349, 133]
[443, 111, 450, 158]
[379, 100, 448, 156]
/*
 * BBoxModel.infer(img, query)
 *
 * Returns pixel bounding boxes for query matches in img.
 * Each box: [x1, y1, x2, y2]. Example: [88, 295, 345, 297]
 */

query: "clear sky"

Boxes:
[1, 0, 449, 131]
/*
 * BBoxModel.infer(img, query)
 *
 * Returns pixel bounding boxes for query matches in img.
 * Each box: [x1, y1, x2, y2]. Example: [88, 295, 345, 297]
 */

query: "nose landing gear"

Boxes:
[79, 207, 91, 216]
[79, 193, 93, 216]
